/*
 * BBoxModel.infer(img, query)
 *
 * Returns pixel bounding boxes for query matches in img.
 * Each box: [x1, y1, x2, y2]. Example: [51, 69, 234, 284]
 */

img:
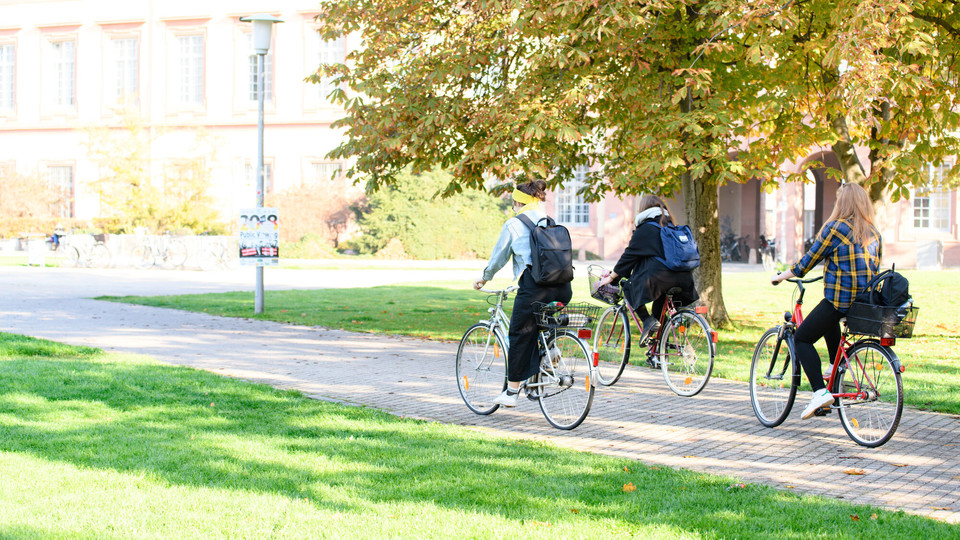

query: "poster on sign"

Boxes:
[239, 208, 279, 266]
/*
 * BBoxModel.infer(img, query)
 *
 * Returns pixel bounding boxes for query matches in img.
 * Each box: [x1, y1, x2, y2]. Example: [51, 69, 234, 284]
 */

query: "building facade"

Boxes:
[1, 1, 956, 268]
[0, 0, 355, 228]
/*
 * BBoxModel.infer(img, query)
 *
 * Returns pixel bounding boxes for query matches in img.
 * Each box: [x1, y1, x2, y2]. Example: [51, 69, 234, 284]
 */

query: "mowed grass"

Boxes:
[2, 332, 957, 539]
[101, 269, 960, 414]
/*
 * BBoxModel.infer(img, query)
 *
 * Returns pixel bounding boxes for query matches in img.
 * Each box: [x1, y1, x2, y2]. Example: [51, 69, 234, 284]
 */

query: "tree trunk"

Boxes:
[682, 172, 731, 329]
[830, 114, 868, 185]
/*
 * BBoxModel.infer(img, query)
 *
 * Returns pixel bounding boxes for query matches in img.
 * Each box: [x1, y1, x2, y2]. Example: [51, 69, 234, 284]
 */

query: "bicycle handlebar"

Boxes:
[786, 276, 823, 284]
[479, 286, 519, 295]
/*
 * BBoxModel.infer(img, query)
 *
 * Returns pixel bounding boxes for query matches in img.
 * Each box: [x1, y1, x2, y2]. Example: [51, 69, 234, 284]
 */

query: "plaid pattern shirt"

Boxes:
[790, 219, 882, 312]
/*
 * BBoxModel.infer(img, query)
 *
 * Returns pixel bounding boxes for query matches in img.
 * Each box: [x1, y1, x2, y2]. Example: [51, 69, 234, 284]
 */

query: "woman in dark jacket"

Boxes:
[595, 195, 699, 343]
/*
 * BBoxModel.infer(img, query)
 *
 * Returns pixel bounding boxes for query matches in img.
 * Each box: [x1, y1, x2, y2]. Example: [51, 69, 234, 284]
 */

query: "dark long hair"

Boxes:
[637, 194, 674, 226]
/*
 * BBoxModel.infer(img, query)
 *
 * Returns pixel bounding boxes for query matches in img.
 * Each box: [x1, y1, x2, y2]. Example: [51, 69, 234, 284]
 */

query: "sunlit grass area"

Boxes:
[2, 332, 956, 539]
[101, 270, 960, 414]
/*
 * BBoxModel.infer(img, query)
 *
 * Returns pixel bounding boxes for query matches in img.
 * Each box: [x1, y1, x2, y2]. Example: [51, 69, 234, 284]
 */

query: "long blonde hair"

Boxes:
[823, 183, 876, 247]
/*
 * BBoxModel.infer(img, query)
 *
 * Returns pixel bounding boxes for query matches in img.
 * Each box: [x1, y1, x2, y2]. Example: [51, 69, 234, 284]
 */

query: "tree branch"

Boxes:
[912, 11, 960, 39]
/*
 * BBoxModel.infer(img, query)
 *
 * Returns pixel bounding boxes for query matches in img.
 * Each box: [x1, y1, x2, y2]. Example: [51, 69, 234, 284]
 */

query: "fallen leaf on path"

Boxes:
[850, 515, 860, 522]
[870, 513, 878, 520]
[932, 507, 951, 510]
[569, 508, 579, 514]
[622, 482, 636, 493]
[892, 463, 909, 467]
[843, 469, 866, 475]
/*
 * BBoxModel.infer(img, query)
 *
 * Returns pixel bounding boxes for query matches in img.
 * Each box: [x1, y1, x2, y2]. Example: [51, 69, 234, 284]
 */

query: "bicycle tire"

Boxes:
[749, 327, 798, 427]
[658, 310, 714, 397]
[455, 323, 507, 415]
[133, 245, 154, 269]
[57, 246, 80, 268]
[163, 239, 188, 268]
[90, 243, 111, 268]
[837, 341, 904, 448]
[538, 330, 594, 430]
[593, 305, 631, 386]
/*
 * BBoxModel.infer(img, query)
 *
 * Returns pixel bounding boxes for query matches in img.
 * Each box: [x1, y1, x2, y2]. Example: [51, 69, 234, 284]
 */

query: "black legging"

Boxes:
[794, 298, 843, 392]
[508, 270, 573, 383]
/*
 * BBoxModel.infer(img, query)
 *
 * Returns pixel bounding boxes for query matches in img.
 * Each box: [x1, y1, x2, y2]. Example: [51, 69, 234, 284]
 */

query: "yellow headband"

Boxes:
[512, 189, 539, 206]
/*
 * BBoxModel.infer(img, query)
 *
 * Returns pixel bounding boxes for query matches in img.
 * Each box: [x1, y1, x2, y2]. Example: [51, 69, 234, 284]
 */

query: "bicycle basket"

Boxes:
[587, 265, 621, 305]
[845, 301, 918, 339]
[534, 301, 604, 329]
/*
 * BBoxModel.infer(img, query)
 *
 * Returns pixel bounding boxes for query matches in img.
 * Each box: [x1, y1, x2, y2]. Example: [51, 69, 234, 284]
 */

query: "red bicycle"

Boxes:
[589, 265, 717, 396]
[749, 275, 916, 447]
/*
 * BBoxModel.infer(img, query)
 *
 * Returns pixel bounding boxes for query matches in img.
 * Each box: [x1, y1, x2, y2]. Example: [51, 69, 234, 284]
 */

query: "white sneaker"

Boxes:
[494, 389, 520, 407]
[801, 388, 834, 420]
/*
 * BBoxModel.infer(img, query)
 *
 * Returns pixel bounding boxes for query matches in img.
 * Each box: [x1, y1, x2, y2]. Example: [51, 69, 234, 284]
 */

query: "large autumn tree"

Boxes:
[314, 0, 960, 326]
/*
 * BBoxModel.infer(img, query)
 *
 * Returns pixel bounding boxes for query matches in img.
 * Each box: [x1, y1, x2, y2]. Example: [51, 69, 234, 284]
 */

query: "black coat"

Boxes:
[613, 218, 699, 309]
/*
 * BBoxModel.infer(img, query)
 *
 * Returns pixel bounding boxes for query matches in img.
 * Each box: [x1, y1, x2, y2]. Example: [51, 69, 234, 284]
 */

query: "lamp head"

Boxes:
[240, 14, 283, 55]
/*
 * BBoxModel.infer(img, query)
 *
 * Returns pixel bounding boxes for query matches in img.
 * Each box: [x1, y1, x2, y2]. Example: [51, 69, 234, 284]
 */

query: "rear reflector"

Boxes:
[593, 352, 599, 367]
[711, 331, 719, 343]
[578, 328, 592, 340]
[695, 306, 708, 314]
[880, 337, 896, 347]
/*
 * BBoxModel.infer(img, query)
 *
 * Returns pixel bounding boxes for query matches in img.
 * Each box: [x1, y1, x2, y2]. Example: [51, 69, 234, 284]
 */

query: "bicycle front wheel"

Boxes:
[837, 341, 904, 448]
[163, 239, 188, 268]
[133, 245, 154, 269]
[90, 243, 111, 268]
[538, 330, 594, 430]
[593, 305, 631, 386]
[749, 327, 798, 427]
[659, 310, 714, 397]
[455, 323, 507, 415]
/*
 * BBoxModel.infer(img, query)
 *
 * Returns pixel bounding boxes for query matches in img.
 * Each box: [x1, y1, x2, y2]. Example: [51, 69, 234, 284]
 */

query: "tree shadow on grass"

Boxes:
[0, 348, 955, 537]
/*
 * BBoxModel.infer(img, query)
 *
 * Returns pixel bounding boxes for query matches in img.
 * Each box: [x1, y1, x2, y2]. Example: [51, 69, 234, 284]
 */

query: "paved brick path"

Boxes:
[1, 265, 958, 524]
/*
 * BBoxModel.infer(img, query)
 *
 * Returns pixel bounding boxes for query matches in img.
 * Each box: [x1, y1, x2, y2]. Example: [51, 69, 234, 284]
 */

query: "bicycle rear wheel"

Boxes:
[455, 323, 507, 415]
[749, 327, 798, 427]
[538, 330, 594, 430]
[837, 341, 903, 447]
[593, 305, 631, 386]
[659, 310, 714, 397]
[57, 246, 80, 268]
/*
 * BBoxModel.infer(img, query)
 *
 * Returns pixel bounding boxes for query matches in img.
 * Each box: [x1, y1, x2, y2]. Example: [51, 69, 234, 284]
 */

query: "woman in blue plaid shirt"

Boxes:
[771, 183, 882, 420]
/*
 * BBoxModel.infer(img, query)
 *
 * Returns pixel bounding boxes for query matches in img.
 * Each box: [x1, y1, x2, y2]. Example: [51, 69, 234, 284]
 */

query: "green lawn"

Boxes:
[2, 332, 956, 539]
[100, 269, 960, 414]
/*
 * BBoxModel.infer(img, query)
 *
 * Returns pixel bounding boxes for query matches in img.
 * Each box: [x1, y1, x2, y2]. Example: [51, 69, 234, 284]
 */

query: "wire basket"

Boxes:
[845, 301, 918, 339]
[587, 264, 622, 305]
[534, 301, 604, 329]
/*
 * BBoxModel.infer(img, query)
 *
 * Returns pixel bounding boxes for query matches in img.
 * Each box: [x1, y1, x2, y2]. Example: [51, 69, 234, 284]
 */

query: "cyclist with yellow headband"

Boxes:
[473, 179, 573, 407]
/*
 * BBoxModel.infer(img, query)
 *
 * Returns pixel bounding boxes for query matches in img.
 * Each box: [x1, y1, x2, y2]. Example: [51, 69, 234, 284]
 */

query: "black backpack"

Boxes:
[856, 266, 910, 307]
[653, 223, 701, 272]
[517, 214, 575, 286]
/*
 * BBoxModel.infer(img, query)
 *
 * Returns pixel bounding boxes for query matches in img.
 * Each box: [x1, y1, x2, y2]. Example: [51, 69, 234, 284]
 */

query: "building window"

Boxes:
[247, 33, 274, 101]
[0, 43, 13, 110]
[316, 34, 344, 102]
[46, 165, 74, 218]
[311, 161, 342, 184]
[246, 161, 274, 195]
[50, 40, 76, 107]
[112, 37, 139, 103]
[556, 166, 590, 226]
[914, 163, 952, 231]
[178, 35, 204, 105]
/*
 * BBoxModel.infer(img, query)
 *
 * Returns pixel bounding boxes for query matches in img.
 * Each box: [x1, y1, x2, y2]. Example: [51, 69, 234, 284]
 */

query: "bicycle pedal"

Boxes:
[813, 407, 832, 417]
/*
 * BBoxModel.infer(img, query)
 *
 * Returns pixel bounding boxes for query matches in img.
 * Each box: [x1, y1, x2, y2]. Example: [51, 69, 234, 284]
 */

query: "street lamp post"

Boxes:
[240, 14, 282, 315]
